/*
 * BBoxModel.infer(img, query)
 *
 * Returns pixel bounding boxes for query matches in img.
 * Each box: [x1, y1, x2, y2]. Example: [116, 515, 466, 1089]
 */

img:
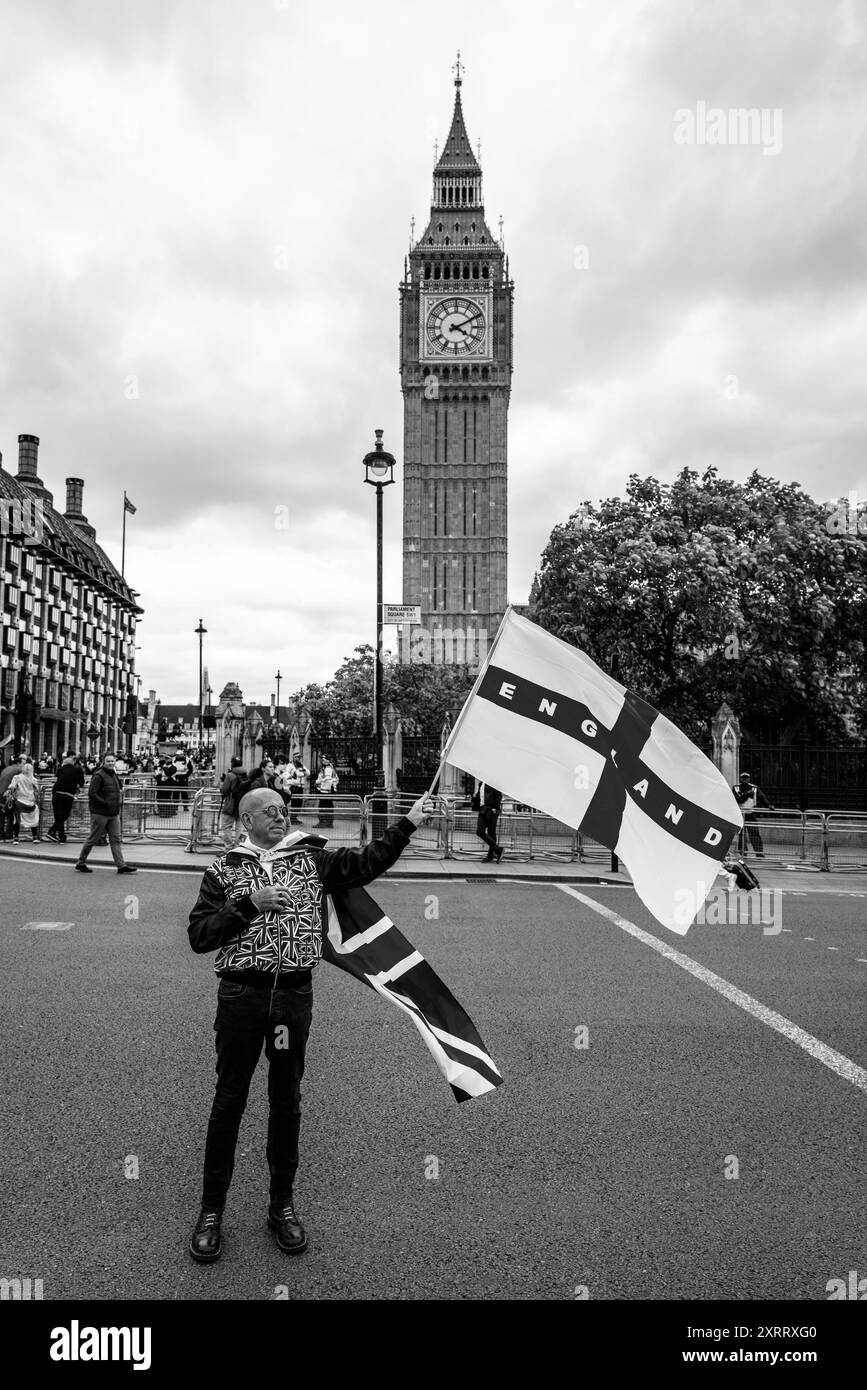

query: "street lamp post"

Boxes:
[195, 619, 207, 752]
[363, 429, 395, 825]
[274, 669, 282, 727]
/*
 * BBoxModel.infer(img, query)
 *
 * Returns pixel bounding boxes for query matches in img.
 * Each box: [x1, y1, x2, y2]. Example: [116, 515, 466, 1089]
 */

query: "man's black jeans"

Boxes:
[738, 814, 764, 855]
[201, 975, 313, 1212]
[49, 792, 75, 842]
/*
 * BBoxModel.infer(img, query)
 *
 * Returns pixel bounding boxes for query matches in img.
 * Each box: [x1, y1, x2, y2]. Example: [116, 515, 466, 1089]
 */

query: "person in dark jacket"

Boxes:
[46, 753, 85, 843]
[733, 772, 772, 857]
[186, 787, 433, 1264]
[74, 752, 137, 873]
[474, 781, 504, 862]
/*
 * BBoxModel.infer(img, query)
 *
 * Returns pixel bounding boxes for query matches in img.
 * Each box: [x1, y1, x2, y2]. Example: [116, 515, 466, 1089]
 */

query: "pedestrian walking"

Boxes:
[186, 786, 433, 1263]
[0, 755, 23, 841]
[473, 781, 504, 862]
[286, 754, 309, 825]
[46, 753, 85, 843]
[733, 772, 772, 857]
[314, 761, 338, 829]
[8, 760, 41, 842]
[74, 752, 137, 873]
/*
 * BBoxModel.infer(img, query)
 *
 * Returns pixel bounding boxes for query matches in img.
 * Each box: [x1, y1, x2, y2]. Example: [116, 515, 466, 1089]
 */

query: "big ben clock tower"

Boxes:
[399, 56, 513, 666]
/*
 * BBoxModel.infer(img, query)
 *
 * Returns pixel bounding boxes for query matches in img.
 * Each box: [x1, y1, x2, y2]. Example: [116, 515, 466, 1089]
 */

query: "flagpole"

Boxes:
[122, 493, 127, 578]
[425, 606, 514, 798]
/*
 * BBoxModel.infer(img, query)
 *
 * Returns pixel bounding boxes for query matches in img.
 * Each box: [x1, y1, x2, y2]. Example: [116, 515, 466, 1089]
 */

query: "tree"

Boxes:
[529, 468, 866, 744]
[287, 645, 476, 738]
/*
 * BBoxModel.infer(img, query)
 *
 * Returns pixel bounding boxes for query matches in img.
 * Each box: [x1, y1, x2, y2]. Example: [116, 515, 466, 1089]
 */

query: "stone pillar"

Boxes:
[383, 702, 401, 792]
[711, 702, 741, 789]
[215, 682, 245, 779]
[440, 713, 461, 797]
[298, 705, 314, 783]
[243, 707, 264, 769]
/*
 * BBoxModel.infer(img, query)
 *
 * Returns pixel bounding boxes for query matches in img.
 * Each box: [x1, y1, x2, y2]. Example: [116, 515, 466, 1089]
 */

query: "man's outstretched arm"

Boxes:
[314, 795, 434, 892]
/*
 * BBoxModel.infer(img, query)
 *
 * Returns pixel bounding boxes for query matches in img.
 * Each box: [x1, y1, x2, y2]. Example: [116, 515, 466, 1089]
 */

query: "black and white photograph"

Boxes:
[0, 0, 865, 1357]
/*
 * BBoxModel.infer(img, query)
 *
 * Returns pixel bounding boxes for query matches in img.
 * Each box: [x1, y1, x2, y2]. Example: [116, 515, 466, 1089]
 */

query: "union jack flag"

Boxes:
[323, 887, 502, 1104]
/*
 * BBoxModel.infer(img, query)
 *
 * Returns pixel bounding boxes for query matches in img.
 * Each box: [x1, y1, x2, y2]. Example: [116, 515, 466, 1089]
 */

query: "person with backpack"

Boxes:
[219, 758, 246, 848]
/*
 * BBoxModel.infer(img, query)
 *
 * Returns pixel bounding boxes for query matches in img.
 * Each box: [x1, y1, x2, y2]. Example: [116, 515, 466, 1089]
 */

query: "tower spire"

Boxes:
[452, 49, 464, 87]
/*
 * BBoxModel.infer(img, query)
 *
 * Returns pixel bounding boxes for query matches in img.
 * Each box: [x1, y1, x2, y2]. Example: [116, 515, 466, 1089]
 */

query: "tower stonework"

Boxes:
[400, 62, 513, 667]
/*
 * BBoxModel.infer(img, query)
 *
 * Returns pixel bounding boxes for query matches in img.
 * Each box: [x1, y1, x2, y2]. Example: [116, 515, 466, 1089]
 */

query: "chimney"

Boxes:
[64, 476, 96, 541]
[17, 433, 53, 507]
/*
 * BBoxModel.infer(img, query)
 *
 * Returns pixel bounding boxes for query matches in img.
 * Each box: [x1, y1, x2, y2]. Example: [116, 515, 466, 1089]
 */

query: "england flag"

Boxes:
[442, 608, 743, 934]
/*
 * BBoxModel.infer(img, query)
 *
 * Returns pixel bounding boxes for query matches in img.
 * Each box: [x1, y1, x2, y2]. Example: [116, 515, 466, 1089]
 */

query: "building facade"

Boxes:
[400, 62, 514, 666]
[0, 434, 142, 759]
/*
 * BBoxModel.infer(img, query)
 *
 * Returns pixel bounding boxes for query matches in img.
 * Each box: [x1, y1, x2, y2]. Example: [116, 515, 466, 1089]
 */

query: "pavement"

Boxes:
[1, 859, 864, 1301]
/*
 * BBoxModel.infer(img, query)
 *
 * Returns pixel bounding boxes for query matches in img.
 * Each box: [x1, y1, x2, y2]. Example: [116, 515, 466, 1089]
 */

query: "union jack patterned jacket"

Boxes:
[187, 819, 417, 974]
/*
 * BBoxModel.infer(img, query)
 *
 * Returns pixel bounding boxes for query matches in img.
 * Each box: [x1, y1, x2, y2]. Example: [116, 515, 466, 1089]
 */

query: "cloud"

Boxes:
[0, 0, 864, 700]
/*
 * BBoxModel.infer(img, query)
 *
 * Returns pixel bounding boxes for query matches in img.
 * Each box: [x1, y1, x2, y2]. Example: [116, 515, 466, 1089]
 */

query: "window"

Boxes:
[433, 485, 437, 536]
[443, 485, 448, 535]
[3, 628, 14, 651]
[7, 545, 20, 569]
[472, 558, 477, 609]
[19, 631, 32, 655]
[23, 552, 34, 575]
[472, 487, 477, 535]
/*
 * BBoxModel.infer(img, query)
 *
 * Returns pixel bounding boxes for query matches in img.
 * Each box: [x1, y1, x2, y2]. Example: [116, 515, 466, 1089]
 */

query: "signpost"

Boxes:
[382, 604, 421, 625]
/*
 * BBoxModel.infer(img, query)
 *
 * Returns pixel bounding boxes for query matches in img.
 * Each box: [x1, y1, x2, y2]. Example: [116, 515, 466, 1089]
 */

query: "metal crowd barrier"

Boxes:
[363, 792, 449, 857]
[23, 784, 867, 872]
[188, 792, 366, 854]
[820, 811, 867, 870]
[359, 795, 614, 864]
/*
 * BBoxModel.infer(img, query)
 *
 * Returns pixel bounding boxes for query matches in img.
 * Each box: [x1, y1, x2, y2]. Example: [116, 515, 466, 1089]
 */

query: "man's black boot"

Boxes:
[189, 1207, 222, 1263]
[268, 1198, 308, 1254]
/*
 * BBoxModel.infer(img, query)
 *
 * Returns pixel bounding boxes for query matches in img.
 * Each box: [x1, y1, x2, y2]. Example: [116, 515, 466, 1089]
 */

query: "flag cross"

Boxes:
[478, 665, 737, 857]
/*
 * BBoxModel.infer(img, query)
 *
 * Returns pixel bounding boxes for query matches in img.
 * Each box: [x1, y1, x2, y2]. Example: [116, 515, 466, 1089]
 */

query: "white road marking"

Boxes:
[804, 936, 815, 941]
[21, 921, 73, 931]
[556, 885, 867, 1096]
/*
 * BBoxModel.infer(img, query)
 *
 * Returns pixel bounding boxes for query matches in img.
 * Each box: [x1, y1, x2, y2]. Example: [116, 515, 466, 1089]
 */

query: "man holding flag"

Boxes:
[186, 787, 502, 1264]
[440, 608, 743, 935]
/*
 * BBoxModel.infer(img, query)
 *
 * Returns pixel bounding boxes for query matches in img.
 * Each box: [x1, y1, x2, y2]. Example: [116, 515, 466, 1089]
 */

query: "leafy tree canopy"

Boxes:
[528, 467, 866, 744]
[287, 646, 476, 738]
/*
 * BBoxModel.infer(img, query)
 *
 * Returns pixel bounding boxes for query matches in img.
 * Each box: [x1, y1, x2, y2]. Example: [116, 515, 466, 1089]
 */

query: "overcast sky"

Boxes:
[1, 0, 864, 704]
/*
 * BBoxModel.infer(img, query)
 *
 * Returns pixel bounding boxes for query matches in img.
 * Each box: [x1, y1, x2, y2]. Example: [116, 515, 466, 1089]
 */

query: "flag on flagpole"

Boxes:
[323, 886, 502, 1102]
[124, 493, 137, 514]
[441, 608, 743, 935]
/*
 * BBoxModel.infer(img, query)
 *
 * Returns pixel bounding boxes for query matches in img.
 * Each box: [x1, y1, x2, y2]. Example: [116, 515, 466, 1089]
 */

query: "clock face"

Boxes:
[424, 295, 488, 357]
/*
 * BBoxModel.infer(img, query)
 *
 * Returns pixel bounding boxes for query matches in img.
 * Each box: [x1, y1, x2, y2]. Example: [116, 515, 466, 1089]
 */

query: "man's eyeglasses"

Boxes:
[260, 805, 290, 822]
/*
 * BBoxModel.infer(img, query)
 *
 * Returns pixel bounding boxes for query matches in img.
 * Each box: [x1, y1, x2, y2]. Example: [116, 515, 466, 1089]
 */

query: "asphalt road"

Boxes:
[1, 858, 864, 1301]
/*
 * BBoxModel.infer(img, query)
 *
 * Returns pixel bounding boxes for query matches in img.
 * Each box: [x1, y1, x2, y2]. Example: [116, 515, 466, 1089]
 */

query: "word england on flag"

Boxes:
[442, 608, 743, 934]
